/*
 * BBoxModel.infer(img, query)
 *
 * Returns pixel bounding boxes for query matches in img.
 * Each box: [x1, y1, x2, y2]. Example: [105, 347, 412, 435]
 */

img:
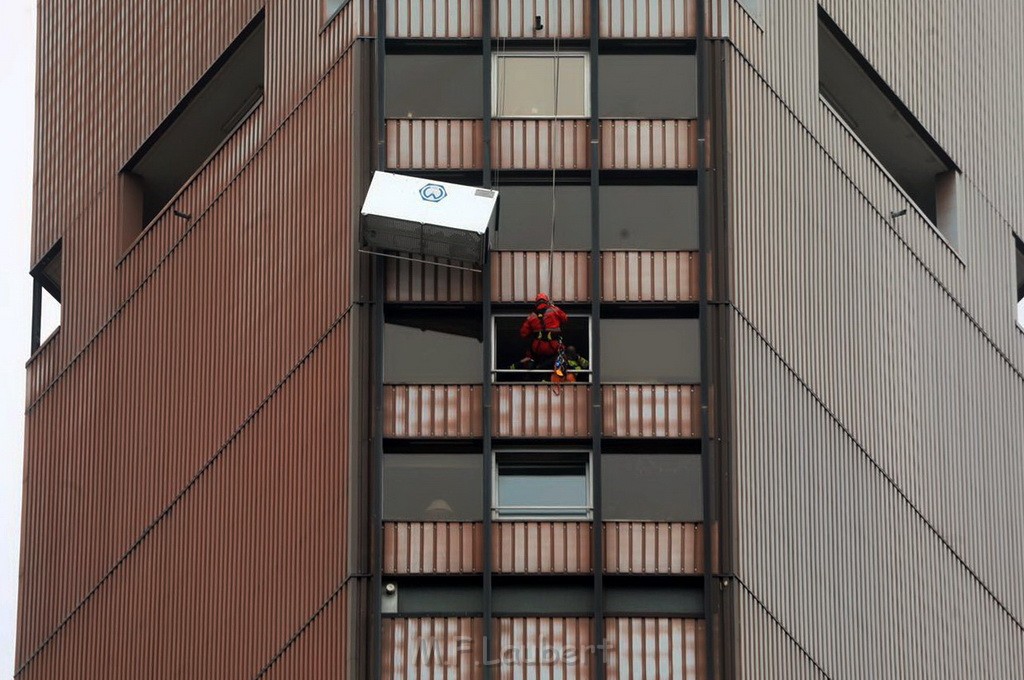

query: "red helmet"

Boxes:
[535, 292, 550, 304]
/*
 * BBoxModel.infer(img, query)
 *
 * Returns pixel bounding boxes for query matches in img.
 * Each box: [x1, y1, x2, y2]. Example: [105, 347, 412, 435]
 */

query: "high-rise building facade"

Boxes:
[17, 1, 1024, 678]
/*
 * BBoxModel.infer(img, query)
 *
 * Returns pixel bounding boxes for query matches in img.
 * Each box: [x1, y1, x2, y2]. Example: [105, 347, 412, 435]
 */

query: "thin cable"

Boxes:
[548, 38, 561, 295]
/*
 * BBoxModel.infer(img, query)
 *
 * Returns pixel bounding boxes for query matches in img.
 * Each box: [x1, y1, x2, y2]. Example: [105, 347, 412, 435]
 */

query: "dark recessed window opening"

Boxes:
[383, 454, 483, 521]
[600, 318, 700, 383]
[818, 9, 959, 243]
[121, 14, 265, 242]
[1015, 236, 1024, 327]
[493, 52, 589, 118]
[30, 241, 62, 353]
[492, 312, 591, 383]
[384, 312, 483, 384]
[494, 451, 591, 519]
[602, 454, 702, 521]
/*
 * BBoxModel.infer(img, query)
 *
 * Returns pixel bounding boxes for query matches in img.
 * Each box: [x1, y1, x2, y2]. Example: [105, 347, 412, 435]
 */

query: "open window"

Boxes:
[385, 311, 483, 384]
[493, 52, 589, 118]
[121, 13, 265, 244]
[383, 453, 483, 521]
[493, 451, 591, 520]
[1015, 236, 1024, 328]
[30, 241, 62, 352]
[492, 312, 592, 382]
[818, 9, 959, 243]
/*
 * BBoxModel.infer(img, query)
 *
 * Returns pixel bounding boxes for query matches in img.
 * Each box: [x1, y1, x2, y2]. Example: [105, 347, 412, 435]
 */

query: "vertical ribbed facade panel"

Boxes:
[383, 618, 484, 680]
[491, 251, 591, 303]
[383, 522, 484, 575]
[599, 120, 698, 170]
[493, 522, 593, 574]
[493, 384, 592, 437]
[493, 617, 594, 680]
[385, 256, 484, 303]
[494, 0, 590, 38]
[604, 618, 705, 679]
[603, 522, 703, 575]
[599, 0, 696, 38]
[386, 119, 485, 170]
[492, 120, 591, 171]
[601, 385, 701, 438]
[383, 385, 485, 438]
[386, 0, 482, 38]
[600, 251, 700, 302]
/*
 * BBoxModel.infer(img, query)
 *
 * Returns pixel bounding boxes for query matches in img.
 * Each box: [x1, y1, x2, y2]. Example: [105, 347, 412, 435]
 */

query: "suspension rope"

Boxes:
[548, 36, 561, 295]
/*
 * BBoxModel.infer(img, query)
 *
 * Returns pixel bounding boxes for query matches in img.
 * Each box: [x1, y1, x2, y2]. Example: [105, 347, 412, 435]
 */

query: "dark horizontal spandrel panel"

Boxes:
[600, 318, 700, 382]
[600, 185, 698, 250]
[604, 584, 704, 616]
[389, 583, 484, 614]
[386, 54, 483, 118]
[492, 185, 591, 250]
[493, 584, 593, 614]
[384, 454, 484, 521]
[384, 316, 483, 384]
[599, 54, 697, 119]
[602, 454, 702, 521]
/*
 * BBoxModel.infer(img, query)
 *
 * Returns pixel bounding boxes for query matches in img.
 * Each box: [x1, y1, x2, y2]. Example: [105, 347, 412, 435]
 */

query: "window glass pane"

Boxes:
[600, 318, 700, 383]
[386, 55, 483, 118]
[496, 456, 589, 517]
[384, 315, 482, 383]
[599, 55, 696, 118]
[384, 454, 483, 521]
[493, 185, 590, 250]
[602, 454, 702, 521]
[600, 185, 698, 250]
[494, 54, 587, 117]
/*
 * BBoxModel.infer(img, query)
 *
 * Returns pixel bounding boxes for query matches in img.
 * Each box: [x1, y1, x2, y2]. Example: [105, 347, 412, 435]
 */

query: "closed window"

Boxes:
[494, 452, 591, 519]
[384, 313, 483, 384]
[386, 54, 483, 118]
[492, 184, 591, 251]
[383, 454, 483, 521]
[493, 53, 589, 118]
[600, 185, 698, 250]
[600, 318, 700, 383]
[599, 54, 696, 118]
[1016, 236, 1024, 327]
[602, 454, 702, 521]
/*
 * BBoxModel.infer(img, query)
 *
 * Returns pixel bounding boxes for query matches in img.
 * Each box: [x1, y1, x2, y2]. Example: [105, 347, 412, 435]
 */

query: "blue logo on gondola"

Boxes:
[420, 184, 447, 202]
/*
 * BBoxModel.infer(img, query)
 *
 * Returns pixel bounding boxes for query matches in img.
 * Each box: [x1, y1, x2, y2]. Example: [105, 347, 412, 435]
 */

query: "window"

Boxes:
[818, 9, 959, 242]
[492, 184, 590, 250]
[383, 454, 483, 521]
[387, 54, 483, 118]
[1016, 236, 1024, 328]
[599, 55, 696, 119]
[121, 14, 265, 242]
[494, 452, 591, 519]
[492, 313, 592, 382]
[384, 313, 483, 384]
[600, 185, 699, 250]
[30, 241, 62, 352]
[600, 318, 700, 383]
[493, 53, 589, 118]
[602, 454, 702, 521]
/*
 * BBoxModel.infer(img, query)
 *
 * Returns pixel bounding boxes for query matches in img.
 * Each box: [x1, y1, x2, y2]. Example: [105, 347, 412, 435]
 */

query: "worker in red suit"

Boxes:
[515, 293, 569, 369]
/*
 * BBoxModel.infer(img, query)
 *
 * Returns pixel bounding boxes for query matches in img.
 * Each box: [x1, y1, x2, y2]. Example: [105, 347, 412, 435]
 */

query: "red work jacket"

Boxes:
[519, 304, 568, 358]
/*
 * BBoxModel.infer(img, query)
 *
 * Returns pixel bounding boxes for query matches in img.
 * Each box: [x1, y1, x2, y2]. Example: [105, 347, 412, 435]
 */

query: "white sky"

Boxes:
[0, 0, 35, 674]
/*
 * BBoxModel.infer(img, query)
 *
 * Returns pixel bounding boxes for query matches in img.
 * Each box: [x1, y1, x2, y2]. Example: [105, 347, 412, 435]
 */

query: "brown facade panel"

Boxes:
[599, 0, 697, 38]
[603, 522, 703, 575]
[492, 119, 591, 170]
[491, 251, 591, 303]
[599, 119, 698, 170]
[385, 255, 484, 303]
[385, 0, 483, 38]
[383, 617, 484, 680]
[383, 522, 484, 575]
[493, 0, 590, 38]
[493, 384, 591, 437]
[493, 617, 594, 679]
[605, 618, 706, 679]
[385, 119, 484, 170]
[493, 521, 593, 574]
[601, 385, 701, 438]
[384, 385, 484, 438]
[601, 251, 700, 302]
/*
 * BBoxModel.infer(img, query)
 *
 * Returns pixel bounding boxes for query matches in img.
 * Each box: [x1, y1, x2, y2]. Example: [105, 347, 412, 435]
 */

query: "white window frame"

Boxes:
[493, 450, 593, 520]
[492, 51, 590, 119]
[491, 312, 593, 380]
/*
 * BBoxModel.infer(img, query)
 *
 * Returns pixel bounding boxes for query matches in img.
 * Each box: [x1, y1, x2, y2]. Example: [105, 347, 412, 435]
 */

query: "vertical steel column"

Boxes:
[481, 0, 494, 676]
[588, 1, 605, 677]
[372, 0, 387, 677]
